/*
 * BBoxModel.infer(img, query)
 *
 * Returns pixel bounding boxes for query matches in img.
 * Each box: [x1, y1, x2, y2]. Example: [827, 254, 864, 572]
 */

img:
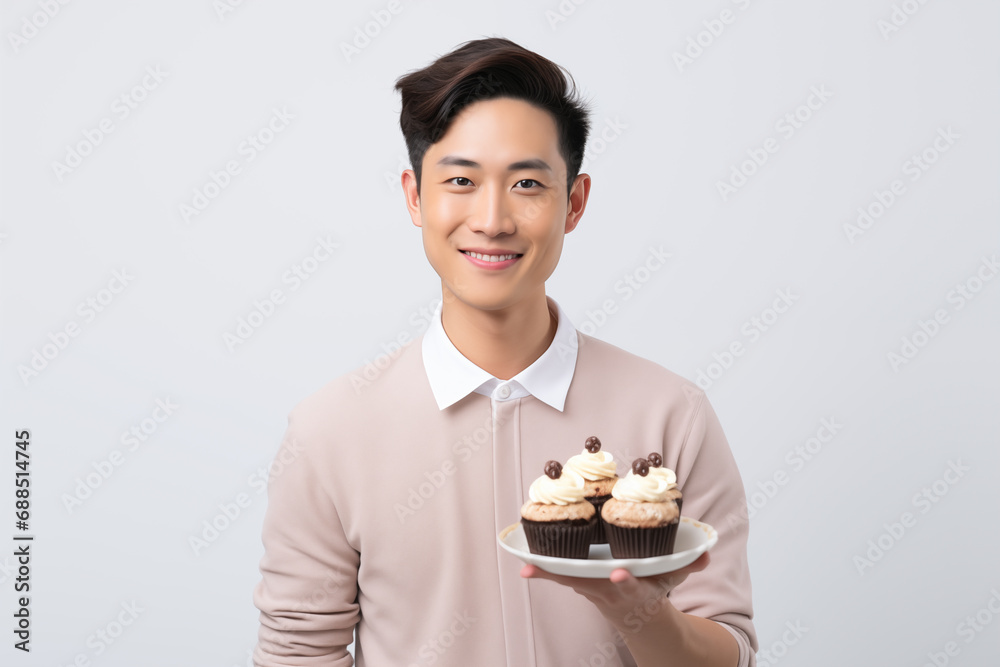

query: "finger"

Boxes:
[608, 568, 645, 598]
[679, 551, 711, 575]
[613, 551, 712, 597]
[521, 564, 626, 607]
[520, 564, 597, 589]
[609, 568, 634, 585]
[621, 551, 711, 584]
[653, 551, 712, 584]
[657, 552, 712, 589]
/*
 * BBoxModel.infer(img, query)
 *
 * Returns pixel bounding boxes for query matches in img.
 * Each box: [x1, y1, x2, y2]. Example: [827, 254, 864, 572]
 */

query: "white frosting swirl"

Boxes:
[564, 449, 616, 481]
[528, 468, 586, 505]
[647, 466, 678, 490]
[611, 469, 671, 502]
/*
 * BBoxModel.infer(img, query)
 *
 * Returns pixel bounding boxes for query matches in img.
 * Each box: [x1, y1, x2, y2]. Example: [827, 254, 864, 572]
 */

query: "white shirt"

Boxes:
[421, 295, 578, 411]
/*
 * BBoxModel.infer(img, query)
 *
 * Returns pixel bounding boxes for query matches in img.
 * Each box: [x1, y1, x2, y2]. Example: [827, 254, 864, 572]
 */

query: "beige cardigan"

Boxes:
[253, 329, 757, 666]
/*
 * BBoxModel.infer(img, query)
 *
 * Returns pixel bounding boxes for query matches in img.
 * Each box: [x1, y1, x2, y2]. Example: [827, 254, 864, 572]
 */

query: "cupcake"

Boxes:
[520, 460, 597, 559]
[645, 452, 683, 553]
[563, 436, 619, 544]
[601, 458, 681, 558]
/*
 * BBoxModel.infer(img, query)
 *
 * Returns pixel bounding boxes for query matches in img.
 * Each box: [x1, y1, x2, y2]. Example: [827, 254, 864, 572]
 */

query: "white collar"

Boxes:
[421, 295, 578, 412]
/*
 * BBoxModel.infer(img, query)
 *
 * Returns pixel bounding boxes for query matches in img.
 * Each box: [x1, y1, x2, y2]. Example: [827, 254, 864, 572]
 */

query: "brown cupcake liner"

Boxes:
[521, 516, 596, 559]
[586, 494, 611, 544]
[671, 497, 683, 554]
[604, 518, 680, 559]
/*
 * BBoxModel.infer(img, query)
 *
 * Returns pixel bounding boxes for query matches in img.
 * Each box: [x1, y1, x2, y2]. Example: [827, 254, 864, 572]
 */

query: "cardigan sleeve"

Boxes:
[668, 391, 758, 667]
[252, 413, 360, 666]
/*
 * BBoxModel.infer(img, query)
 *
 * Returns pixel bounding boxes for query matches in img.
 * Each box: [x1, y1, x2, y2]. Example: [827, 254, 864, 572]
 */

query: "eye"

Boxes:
[515, 179, 543, 190]
[446, 177, 473, 186]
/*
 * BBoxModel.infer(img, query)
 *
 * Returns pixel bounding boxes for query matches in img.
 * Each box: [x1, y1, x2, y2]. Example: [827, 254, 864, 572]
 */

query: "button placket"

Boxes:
[490, 397, 534, 666]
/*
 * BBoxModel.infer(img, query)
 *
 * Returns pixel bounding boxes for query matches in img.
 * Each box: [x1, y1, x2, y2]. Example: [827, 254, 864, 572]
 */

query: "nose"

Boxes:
[467, 185, 516, 236]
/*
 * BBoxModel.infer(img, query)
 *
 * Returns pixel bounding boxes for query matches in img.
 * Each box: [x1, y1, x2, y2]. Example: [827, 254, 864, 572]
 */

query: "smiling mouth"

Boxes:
[460, 250, 523, 263]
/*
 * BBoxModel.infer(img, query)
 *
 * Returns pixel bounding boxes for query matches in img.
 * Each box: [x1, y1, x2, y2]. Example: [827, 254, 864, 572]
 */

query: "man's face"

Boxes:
[403, 96, 589, 313]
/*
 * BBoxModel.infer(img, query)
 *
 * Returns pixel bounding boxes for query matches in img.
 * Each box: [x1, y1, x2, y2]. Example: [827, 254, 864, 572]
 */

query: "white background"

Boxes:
[2, 1, 998, 666]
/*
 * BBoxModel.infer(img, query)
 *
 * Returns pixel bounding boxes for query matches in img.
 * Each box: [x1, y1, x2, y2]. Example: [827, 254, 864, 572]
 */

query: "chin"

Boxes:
[446, 290, 520, 312]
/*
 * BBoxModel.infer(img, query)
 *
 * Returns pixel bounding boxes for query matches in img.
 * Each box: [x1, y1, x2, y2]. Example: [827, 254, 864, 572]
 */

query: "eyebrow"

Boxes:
[435, 155, 553, 173]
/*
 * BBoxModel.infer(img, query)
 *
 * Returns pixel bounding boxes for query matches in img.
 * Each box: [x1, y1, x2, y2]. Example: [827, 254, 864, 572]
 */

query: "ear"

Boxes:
[401, 169, 422, 227]
[564, 173, 591, 234]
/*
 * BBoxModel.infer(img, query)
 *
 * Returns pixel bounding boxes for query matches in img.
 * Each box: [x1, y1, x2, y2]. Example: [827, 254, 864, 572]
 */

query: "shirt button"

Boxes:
[496, 384, 511, 399]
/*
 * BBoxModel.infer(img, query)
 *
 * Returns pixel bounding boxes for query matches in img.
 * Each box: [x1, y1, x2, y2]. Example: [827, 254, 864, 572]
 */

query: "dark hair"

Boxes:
[393, 36, 592, 199]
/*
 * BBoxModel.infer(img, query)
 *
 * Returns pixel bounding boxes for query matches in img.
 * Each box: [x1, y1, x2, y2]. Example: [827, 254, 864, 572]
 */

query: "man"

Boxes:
[253, 37, 757, 666]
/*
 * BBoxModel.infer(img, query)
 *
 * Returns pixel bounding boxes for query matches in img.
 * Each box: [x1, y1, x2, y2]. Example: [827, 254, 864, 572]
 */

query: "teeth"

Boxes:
[463, 251, 519, 262]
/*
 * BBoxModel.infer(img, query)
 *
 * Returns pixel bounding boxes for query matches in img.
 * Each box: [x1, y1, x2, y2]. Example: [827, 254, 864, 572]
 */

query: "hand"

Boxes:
[519, 552, 711, 631]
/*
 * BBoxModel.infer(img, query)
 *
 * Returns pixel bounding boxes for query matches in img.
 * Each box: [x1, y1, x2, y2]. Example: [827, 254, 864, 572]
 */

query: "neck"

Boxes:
[439, 288, 557, 381]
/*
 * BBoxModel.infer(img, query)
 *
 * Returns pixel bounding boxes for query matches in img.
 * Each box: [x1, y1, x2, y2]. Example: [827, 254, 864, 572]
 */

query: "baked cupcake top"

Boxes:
[601, 495, 678, 528]
[564, 436, 617, 482]
[521, 461, 595, 521]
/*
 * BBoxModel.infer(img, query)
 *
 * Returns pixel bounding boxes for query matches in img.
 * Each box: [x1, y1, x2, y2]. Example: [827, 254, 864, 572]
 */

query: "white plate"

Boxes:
[498, 517, 718, 579]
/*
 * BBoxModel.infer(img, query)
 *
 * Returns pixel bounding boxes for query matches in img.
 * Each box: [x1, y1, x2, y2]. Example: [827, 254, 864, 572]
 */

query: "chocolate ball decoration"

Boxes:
[647, 452, 663, 468]
[632, 458, 650, 477]
[544, 460, 563, 479]
[584, 436, 602, 453]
